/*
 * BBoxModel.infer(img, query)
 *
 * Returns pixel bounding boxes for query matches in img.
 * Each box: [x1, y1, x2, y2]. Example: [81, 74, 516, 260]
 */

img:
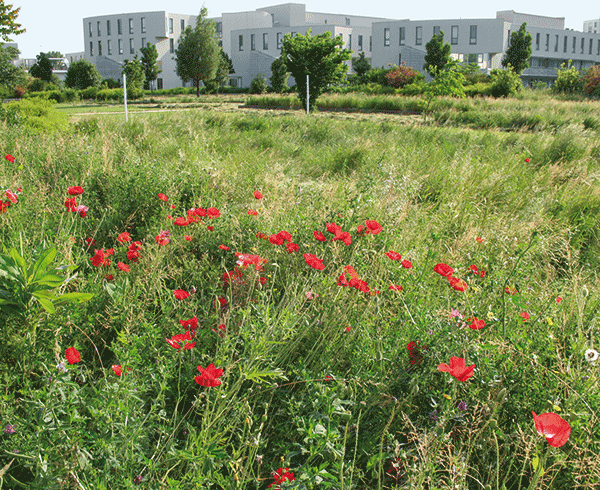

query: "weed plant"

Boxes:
[1, 103, 599, 489]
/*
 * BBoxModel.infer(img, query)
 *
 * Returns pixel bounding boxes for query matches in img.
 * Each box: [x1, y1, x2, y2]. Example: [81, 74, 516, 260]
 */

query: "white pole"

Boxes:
[306, 74, 309, 115]
[123, 73, 128, 122]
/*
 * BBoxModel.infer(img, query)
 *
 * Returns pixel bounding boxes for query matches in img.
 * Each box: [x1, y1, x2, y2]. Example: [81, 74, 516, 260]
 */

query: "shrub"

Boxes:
[552, 61, 582, 94]
[363, 67, 393, 86]
[464, 82, 492, 97]
[96, 88, 124, 102]
[101, 78, 121, 89]
[65, 59, 102, 90]
[0, 98, 68, 132]
[385, 63, 422, 88]
[249, 73, 268, 94]
[80, 87, 99, 100]
[582, 65, 600, 97]
[29, 78, 48, 92]
[63, 88, 79, 102]
[490, 67, 523, 97]
[270, 57, 289, 93]
[45, 90, 65, 103]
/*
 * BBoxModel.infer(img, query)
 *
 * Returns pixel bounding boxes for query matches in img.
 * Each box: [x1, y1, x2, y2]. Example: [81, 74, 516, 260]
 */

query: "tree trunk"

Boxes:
[196, 80, 200, 97]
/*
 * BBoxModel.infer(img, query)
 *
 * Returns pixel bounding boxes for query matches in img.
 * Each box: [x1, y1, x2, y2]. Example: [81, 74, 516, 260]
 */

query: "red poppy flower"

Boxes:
[476, 237, 483, 243]
[158, 193, 168, 201]
[434, 263, 454, 277]
[385, 251, 402, 261]
[117, 262, 130, 273]
[173, 217, 189, 226]
[505, 286, 517, 295]
[67, 186, 84, 196]
[184, 235, 192, 241]
[303, 253, 325, 271]
[259, 277, 267, 286]
[173, 289, 189, 300]
[219, 244, 230, 251]
[256, 232, 267, 239]
[438, 356, 475, 382]
[269, 233, 285, 246]
[65, 347, 81, 364]
[532, 411, 571, 447]
[389, 284, 403, 291]
[127, 241, 142, 262]
[235, 253, 267, 271]
[84, 237, 95, 246]
[180, 316, 199, 331]
[525, 158, 531, 163]
[64, 196, 77, 212]
[326, 222, 342, 235]
[248, 209, 258, 215]
[104, 274, 114, 281]
[195, 363, 224, 387]
[111, 365, 130, 376]
[448, 277, 468, 292]
[356, 224, 365, 235]
[117, 232, 131, 243]
[556, 296, 563, 303]
[286, 242, 299, 253]
[166, 331, 196, 350]
[253, 190, 264, 199]
[268, 467, 296, 488]
[206, 225, 214, 231]
[89, 248, 113, 267]
[467, 317, 486, 330]
[5, 154, 15, 163]
[332, 231, 352, 246]
[402, 260, 412, 269]
[206, 207, 220, 218]
[365, 220, 382, 235]
[156, 230, 171, 246]
[407, 341, 425, 365]
[215, 296, 228, 309]
[469, 265, 479, 274]
[5, 189, 18, 204]
[520, 312, 530, 321]
[314, 230, 327, 242]
[345, 326, 351, 332]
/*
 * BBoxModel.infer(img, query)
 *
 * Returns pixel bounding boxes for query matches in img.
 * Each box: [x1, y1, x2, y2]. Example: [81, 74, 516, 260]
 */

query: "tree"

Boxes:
[423, 31, 451, 75]
[30, 52, 53, 82]
[0, 1, 25, 41]
[269, 56, 288, 93]
[424, 67, 465, 120]
[175, 7, 219, 97]
[501, 23, 532, 74]
[123, 54, 145, 98]
[210, 49, 234, 94]
[64, 59, 101, 90]
[140, 42, 161, 90]
[45, 51, 63, 59]
[0, 43, 29, 89]
[281, 29, 351, 111]
[352, 52, 371, 78]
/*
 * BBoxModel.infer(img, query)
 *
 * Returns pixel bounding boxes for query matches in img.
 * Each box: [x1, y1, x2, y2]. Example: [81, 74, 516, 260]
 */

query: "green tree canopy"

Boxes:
[501, 22, 532, 74]
[64, 59, 101, 90]
[140, 42, 161, 90]
[281, 29, 351, 111]
[45, 51, 63, 59]
[0, 43, 28, 89]
[210, 49, 234, 93]
[123, 54, 145, 98]
[269, 56, 289, 93]
[175, 7, 219, 97]
[352, 51, 371, 78]
[30, 52, 53, 82]
[423, 31, 451, 75]
[0, 1, 25, 41]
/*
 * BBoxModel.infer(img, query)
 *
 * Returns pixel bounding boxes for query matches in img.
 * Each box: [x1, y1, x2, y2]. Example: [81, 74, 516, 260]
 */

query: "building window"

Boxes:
[141, 17, 146, 34]
[358, 34, 363, 51]
[277, 32, 282, 49]
[399, 27, 405, 45]
[263, 33, 268, 50]
[535, 32, 540, 50]
[141, 37, 146, 47]
[216, 22, 222, 34]
[573, 36, 576, 53]
[117, 19, 122, 35]
[291, 32, 296, 37]
[451, 25, 458, 45]
[507, 30, 511, 46]
[89, 22, 92, 37]
[97, 21, 101, 36]
[433, 25, 440, 36]
[348, 34, 352, 50]
[345, 17, 350, 26]
[170, 38, 174, 53]
[130, 38, 134, 54]
[181, 19, 185, 31]
[469, 25, 477, 44]
[218, 40, 222, 47]
[89, 41, 93, 56]
[545, 34, 549, 51]
[107, 20, 111, 36]
[597, 39, 600, 55]
[251, 33, 256, 50]
[554, 35, 559, 52]
[384, 27, 390, 46]
[129, 18, 133, 34]
[157, 78, 163, 89]
[98, 41, 102, 55]
[564, 36, 568, 53]
[581, 37, 585, 54]
[416, 26, 422, 45]
[239, 35, 244, 51]
[590, 38, 593, 54]
[370, 35, 372, 52]
[107, 39, 112, 55]
[169, 18, 173, 34]
[118, 39, 123, 54]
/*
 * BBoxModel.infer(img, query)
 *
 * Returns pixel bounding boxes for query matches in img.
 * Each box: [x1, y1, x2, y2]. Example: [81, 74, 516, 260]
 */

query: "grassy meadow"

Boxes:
[1, 93, 600, 489]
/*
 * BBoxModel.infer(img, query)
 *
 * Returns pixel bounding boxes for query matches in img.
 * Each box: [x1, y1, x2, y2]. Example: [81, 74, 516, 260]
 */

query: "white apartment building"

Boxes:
[584, 18, 600, 33]
[372, 10, 600, 85]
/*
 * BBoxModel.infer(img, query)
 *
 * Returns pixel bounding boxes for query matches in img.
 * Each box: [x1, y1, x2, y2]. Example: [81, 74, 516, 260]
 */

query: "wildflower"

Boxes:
[5, 189, 18, 204]
[180, 316, 199, 332]
[253, 190, 264, 199]
[219, 244, 230, 251]
[303, 253, 325, 271]
[476, 237, 483, 243]
[505, 286, 517, 295]
[158, 193, 168, 201]
[235, 252, 267, 271]
[430, 409, 438, 420]
[525, 158, 531, 163]
[389, 284, 403, 291]
[195, 363, 224, 387]
[206, 207, 220, 218]
[90, 248, 114, 267]
[133, 475, 143, 484]
[56, 362, 67, 373]
[67, 186, 84, 195]
[269, 233, 285, 246]
[5, 154, 15, 163]
[212, 323, 226, 336]
[450, 309, 463, 319]
[365, 220, 383, 235]
[556, 296, 563, 303]
[184, 235, 192, 241]
[248, 209, 258, 215]
[65, 347, 81, 365]
[467, 317, 486, 330]
[173, 216, 189, 226]
[438, 356, 475, 382]
[215, 296, 228, 309]
[3, 424, 15, 435]
[585, 349, 599, 362]
[314, 230, 327, 242]
[173, 289, 189, 300]
[156, 230, 171, 246]
[457, 401, 468, 412]
[286, 242, 299, 253]
[385, 251, 402, 261]
[166, 331, 196, 350]
[64, 196, 77, 212]
[532, 411, 571, 447]
[268, 467, 295, 489]
[402, 259, 412, 269]
[206, 225, 214, 231]
[332, 231, 352, 246]
[434, 263, 454, 277]
[75, 204, 88, 217]
[111, 365, 130, 376]
[256, 232, 267, 239]
[520, 312, 530, 321]
[448, 277, 468, 292]
[407, 341, 425, 365]
[345, 326, 351, 332]
[127, 241, 142, 261]
[104, 274, 114, 281]
[305, 291, 318, 300]
[117, 232, 132, 243]
[85, 237, 96, 246]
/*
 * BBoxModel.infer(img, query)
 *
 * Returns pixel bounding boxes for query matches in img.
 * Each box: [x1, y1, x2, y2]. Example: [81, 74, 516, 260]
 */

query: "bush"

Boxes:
[385, 63, 422, 88]
[362, 67, 392, 86]
[63, 88, 79, 102]
[249, 73, 268, 94]
[80, 87, 99, 100]
[95, 88, 124, 102]
[65, 59, 102, 90]
[464, 82, 492, 97]
[552, 61, 582, 94]
[101, 78, 121, 89]
[490, 68, 523, 97]
[29, 78, 48, 92]
[0, 98, 68, 132]
[582, 65, 600, 97]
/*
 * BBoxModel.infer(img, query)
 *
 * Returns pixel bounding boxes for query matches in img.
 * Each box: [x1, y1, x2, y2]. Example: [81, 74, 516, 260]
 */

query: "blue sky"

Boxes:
[8, 1, 597, 58]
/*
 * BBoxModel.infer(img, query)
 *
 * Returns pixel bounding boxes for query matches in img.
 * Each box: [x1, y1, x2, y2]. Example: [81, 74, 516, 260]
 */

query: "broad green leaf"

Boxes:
[31, 274, 65, 288]
[9, 248, 27, 281]
[30, 248, 57, 283]
[36, 297, 56, 314]
[53, 292, 94, 306]
[0, 299, 20, 306]
[32, 290, 58, 300]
